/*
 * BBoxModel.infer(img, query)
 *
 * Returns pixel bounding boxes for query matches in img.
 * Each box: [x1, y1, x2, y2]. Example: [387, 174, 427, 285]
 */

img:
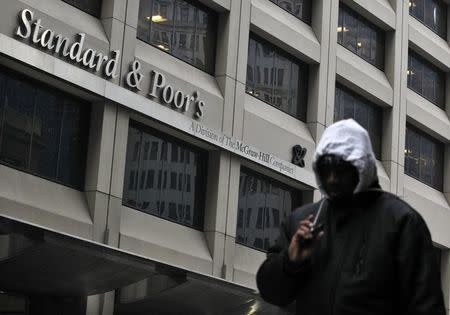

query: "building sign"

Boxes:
[125, 61, 205, 119]
[292, 145, 307, 168]
[16, 9, 120, 79]
[190, 121, 296, 175]
[15, 8, 206, 119]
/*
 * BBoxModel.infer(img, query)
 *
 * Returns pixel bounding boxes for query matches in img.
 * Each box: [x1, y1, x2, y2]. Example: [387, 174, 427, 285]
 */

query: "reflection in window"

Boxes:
[236, 168, 302, 251]
[62, 0, 102, 17]
[407, 50, 445, 108]
[404, 125, 443, 190]
[337, 4, 385, 69]
[123, 122, 207, 230]
[334, 84, 383, 159]
[409, 0, 447, 38]
[269, 0, 312, 24]
[0, 67, 90, 190]
[137, 0, 217, 74]
[246, 35, 309, 121]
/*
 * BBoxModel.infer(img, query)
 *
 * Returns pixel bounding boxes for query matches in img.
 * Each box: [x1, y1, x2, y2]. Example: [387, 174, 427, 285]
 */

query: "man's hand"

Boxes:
[288, 215, 324, 263]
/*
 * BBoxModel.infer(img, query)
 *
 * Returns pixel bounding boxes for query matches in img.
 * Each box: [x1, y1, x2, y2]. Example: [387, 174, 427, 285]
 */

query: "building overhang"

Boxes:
[0, 215, 291, 314]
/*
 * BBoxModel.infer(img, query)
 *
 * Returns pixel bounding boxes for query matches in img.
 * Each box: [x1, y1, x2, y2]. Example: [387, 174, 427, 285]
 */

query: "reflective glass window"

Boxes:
[0, 67, 90, 190]
[62, 0, 102, 17]
[337, 4, 385, 69]
[246, 35, 308, 121]
[410, 0, 447, 38]
[404, 125, 443, 190]
[236, 168, 302, 251]
[269, 0, 312, 24]
[138, 0, 217, 74]
[407, 50, 445, 108]
[123, 121, 207, 230]
[334, 84, 383, 159]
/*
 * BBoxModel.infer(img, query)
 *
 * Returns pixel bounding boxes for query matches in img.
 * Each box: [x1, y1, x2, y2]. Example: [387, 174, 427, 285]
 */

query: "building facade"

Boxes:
[0, 0, 450, 314]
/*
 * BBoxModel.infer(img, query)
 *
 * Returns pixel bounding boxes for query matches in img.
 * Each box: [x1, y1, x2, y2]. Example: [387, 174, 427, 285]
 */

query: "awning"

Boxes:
[0, 216, 293, 314]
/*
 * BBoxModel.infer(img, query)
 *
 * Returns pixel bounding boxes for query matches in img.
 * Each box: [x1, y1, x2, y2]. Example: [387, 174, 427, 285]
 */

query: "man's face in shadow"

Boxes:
[317, 155, 359, 200]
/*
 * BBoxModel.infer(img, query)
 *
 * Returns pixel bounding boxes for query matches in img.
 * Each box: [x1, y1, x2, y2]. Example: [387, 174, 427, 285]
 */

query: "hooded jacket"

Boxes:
[256, 119, 445, 315]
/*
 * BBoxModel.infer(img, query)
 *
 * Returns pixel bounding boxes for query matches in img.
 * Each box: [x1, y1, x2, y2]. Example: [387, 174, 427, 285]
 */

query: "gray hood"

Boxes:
[313, 119, 378, 198]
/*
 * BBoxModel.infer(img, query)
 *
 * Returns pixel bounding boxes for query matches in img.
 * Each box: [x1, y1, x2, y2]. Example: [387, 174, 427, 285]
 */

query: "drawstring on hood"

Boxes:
[313, 119, 378, 199]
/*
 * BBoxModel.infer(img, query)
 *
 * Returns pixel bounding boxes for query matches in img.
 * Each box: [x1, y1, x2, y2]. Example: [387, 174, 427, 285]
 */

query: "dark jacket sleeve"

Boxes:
[396, 211, 446, 315]
[256, 215, 311, 306]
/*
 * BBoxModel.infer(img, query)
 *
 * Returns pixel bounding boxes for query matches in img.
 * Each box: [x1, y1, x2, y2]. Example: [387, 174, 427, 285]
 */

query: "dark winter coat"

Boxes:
[256, 189, 446, 315]
[257, 119, 445, 314]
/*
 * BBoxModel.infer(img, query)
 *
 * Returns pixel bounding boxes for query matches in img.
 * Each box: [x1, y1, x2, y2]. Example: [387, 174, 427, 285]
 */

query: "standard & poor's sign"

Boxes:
[15, 8, 206, 119]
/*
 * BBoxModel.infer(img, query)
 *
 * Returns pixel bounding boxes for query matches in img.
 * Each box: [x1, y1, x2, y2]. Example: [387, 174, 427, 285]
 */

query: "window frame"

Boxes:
[137, 0, 218, 75]
[404, 123, 444, 191]
[245, 33, 309, 122]
[122, 120, 208, 231]
[337, 3, 386, 70]
[0, 66, 91, 191]
[269, 0, 312, 25]
[236, 167, 303, 252]
[409, 0, 448, 39]
[407, 50, 446, 109]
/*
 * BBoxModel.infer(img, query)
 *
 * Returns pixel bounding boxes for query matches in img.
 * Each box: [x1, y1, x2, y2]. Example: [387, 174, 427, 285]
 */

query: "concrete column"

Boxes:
[380, 0, 404, 194]
[395, 0, 410, 198]
[325, 0, 339, 128]
[307, 0, 332, 143]
[84, 102, 117, 243]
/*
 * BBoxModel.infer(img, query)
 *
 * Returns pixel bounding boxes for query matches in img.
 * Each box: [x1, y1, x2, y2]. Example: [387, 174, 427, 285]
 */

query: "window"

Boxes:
[404, 124, 444, 190]
[62, 0, 102, 17]
[269, 0, 312, 24]
[246, 35, 309, 121]
[337, 4, 385, 69]
[236, 168, 302, 251]
[0, 67, 90, 190]
[409, 0, 447, 38]
[137, 0, 217, 74]
[407, 50, 445, 108]
[123, 121, 207, 230]
[334, 84, 383, 159]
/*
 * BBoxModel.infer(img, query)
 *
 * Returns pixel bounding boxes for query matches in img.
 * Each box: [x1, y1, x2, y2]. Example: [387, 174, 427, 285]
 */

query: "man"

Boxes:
[256, 119, 445, 315]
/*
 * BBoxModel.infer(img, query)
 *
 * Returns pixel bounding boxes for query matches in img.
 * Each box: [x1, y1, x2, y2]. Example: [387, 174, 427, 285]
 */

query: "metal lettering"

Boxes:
[16, 9, 33, 39]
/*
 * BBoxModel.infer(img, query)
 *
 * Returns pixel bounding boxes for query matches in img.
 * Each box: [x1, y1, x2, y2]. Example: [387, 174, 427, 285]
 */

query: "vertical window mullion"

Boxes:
[193, 6, 198, 66]
[136, 131, 144, 208]
[148, 0, 154, 44]
[27, 89, 37, 171]
[0, 80, 8, 157]
[272, 51, 278, 106]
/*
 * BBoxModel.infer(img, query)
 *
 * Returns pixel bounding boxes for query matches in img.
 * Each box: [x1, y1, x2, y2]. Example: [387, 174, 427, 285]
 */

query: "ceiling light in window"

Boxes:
[337, 26, 349, 32]
[409, 1, 416, 8]
[151, 15, 168, 23]
[407, 70, 414, 75]
[157, 44, 170, 51]
[357, 42, 362, 48]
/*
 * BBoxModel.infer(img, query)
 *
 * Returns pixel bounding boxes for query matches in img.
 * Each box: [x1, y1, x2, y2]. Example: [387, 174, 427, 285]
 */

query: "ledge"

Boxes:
[341, 0, 396, 31]
[409, 17, 450, 71]
[243, 94, 317, 188]
[135, 41, 223, 99]
[406, 89, 450, 142]
[0, 165, 92, 239]
[403, 175, 450, 248]
[119, 206, 213, 275]
[336, 45, 393, 107]
[250, 0, 320, 64]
